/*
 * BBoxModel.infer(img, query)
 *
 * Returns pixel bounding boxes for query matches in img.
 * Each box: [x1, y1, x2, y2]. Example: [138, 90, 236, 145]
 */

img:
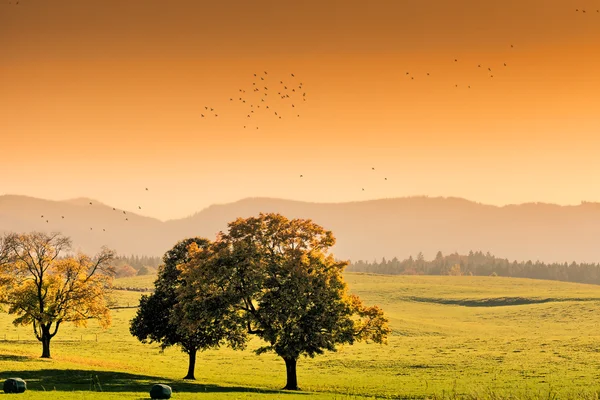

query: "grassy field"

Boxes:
[2, 273, 600, 399]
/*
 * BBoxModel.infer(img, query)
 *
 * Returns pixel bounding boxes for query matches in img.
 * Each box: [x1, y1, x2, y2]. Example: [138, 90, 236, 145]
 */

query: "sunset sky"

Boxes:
[1, 0, 600, 220]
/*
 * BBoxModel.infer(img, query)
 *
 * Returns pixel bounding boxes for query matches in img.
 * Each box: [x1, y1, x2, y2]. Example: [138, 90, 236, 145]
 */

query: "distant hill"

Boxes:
[1, 195, 600, 263]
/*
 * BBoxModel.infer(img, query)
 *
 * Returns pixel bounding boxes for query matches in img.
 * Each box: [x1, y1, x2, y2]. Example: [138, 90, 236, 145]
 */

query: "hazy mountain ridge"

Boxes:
[1, 195, 600, 263]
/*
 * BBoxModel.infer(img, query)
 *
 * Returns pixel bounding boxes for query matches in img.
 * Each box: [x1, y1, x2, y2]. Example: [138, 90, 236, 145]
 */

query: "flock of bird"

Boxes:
[201, 71, 307, 130]
[39, 188, 150, 233]
[402, 44, 516, 90]
[574, 8, 600, 13]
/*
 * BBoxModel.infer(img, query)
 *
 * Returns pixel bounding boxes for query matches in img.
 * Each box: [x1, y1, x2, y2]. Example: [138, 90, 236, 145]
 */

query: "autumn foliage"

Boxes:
[0, 232, 115, 358]
[177, 213, 390, 390]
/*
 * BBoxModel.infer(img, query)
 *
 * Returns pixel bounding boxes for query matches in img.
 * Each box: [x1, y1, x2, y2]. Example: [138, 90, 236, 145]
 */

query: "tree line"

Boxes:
[347, 250, 600, 285]
[112, 254, 162, 270]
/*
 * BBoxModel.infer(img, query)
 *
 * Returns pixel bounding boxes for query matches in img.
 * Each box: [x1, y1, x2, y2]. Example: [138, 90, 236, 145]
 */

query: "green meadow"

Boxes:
[2, 274, 600, 399]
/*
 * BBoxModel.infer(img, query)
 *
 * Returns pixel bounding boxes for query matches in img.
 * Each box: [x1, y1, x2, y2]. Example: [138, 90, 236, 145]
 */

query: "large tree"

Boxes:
[179, 213, 391, 390]
[130, 238, 246, 380]
[0, 232, 115, 358]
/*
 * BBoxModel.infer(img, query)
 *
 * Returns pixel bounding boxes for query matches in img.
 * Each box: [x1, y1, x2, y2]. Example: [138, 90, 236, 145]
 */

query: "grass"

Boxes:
[1, 273, 600, 399]
[111, 274, 157, 291]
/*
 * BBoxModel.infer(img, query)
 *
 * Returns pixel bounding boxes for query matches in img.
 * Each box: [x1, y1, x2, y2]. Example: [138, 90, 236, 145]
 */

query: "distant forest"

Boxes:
[346, 251, 600, 286]
[113, 251, 600, 286]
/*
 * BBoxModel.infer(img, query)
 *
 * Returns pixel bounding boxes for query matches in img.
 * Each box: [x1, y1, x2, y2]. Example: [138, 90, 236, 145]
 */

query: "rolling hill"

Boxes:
[1, 195, 600, 263]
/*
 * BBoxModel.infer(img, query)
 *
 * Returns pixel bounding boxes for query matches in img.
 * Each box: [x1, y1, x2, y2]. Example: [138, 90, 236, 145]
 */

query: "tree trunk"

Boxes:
[283, 357, 299, 390]
[183, 349, 197, 380]
[41, 333, 51, 358]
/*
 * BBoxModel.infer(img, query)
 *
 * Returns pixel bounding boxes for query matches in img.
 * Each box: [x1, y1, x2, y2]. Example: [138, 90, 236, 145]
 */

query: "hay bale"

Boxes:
[150, 384, 172, 399]
[3, 378, 27, 394]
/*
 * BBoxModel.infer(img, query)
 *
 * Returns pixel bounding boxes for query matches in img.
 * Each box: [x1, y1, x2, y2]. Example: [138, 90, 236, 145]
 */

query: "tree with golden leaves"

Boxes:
[0, 232, 115, 358]
[178, 213, 390, 390]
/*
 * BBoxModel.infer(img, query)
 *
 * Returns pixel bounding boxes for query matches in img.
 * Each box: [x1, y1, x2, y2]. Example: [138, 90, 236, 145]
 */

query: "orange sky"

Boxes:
[1, 0, 600, 220]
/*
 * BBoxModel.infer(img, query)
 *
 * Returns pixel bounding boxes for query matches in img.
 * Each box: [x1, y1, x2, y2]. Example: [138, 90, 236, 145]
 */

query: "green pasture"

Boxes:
[2, 274, 600, 399]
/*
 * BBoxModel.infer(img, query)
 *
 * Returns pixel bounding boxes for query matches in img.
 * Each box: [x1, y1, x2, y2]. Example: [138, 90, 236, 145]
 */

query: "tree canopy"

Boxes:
[130, 237, 246, 380]
[178, 213, 390, 390]
[0, 232, 115, 358]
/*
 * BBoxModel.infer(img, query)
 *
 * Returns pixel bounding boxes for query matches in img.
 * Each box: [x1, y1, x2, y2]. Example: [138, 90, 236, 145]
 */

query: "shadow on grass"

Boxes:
[407, 296, 600, 307]
[0, 369, 304, 396]
[0, 354, 45, 363]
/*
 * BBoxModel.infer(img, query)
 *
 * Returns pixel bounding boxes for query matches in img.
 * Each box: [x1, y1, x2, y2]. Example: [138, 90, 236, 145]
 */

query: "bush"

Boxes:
[137, 266, 155, 276]
[115, 265, 137, 278]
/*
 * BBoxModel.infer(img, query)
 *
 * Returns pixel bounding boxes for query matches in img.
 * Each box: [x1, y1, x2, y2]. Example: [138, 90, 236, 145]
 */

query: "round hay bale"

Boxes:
[150, 384, 172, 399]
[3, 378, 27, 394]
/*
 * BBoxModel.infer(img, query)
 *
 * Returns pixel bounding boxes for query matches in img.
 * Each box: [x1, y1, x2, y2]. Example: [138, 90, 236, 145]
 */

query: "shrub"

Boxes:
[137, 266, 156, 276]
[115, 265, 137, 278]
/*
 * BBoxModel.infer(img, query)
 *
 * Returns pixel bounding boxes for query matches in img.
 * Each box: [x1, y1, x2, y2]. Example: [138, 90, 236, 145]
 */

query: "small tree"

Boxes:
[130, 238, 246, 380]
[137, 265, 151, 276]
[179, 213, 390, 390]
[0, 232, 115, 358]
[115, 264, 137, 278]
[448, 264, 462, 276]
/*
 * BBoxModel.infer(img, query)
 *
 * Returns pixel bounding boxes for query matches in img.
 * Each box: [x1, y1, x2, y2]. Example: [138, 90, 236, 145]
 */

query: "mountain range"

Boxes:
[1, 195, 599, 264]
